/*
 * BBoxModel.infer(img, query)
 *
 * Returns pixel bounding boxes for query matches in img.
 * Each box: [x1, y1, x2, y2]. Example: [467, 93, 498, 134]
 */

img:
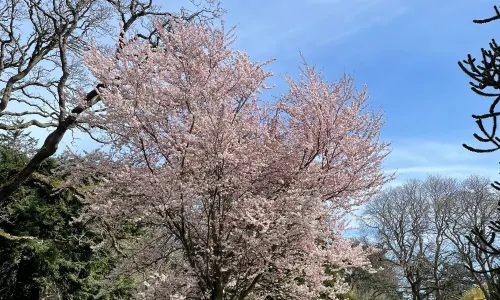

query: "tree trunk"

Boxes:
[0, 86, 101, 203]
[210, 281, 224, 300]
[0, 116, 76, 202]
[13, 249, 41, 300]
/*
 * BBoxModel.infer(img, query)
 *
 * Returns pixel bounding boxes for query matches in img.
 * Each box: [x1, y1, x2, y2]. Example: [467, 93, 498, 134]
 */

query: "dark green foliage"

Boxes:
[0, 130, 135, 299]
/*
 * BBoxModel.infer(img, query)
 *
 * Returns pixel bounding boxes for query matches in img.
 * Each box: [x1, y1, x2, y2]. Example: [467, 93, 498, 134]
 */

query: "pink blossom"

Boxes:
[77, 17, 393, 299]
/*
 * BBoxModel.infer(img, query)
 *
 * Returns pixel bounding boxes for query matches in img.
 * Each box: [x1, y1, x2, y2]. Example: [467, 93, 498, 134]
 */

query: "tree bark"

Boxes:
[0, 116, 75, 202]
[0, 85, 102, 203]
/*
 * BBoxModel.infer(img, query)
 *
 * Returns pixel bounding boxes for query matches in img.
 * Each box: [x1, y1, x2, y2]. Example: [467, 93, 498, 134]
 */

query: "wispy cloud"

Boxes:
[387, 140, 487, 165]
[387, 166, 499, 178]
[383, 139, 500, 187]
[220, 0, 500, 237]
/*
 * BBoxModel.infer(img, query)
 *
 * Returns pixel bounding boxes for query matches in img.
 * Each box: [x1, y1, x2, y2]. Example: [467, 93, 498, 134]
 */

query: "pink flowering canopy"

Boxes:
[77, 17, 393, 299]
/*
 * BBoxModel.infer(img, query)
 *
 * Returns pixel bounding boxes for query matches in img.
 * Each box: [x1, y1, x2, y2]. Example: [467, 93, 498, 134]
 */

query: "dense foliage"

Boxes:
[1, 0, 500, 299]
[67, 16, 393, 299]
[0, 130, 135, 299]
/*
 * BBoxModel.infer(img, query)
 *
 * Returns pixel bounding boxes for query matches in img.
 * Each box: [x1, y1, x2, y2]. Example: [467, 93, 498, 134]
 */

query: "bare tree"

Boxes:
[0, 0, 223, 202]
[364, 179, 435, 300]
[364, 175, 498, 299]
[442, 175, 500, 299]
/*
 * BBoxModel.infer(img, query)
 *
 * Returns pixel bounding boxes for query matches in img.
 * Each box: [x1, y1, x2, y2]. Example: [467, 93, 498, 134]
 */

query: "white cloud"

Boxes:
[386, 165, 499, 177]
[383, 139, 500, 184]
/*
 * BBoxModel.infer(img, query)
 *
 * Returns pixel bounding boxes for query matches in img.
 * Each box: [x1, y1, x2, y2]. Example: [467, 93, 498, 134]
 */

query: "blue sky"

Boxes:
[23, 0, 500, 188]
[217, 0, 500, 187]
[209, 0, 500, 235]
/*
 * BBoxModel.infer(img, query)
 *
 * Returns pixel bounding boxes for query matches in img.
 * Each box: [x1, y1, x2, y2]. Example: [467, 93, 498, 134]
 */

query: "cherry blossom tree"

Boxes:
[0, 0, 223, 202]
[73, 17, 393, 299]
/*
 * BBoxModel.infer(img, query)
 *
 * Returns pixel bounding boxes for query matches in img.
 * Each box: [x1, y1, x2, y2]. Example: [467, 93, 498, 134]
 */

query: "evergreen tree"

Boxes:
[460, 4, 500, 298]
[0, 130, 135, 299]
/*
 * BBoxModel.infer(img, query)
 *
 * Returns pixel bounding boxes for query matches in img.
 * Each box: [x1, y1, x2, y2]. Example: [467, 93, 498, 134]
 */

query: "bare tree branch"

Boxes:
[0, 118, 57, 129]
[0, 0, 223, 202]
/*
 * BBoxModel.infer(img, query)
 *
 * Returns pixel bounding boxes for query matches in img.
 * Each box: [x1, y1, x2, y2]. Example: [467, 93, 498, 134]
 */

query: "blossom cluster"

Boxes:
[77, 17, 392, 299]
